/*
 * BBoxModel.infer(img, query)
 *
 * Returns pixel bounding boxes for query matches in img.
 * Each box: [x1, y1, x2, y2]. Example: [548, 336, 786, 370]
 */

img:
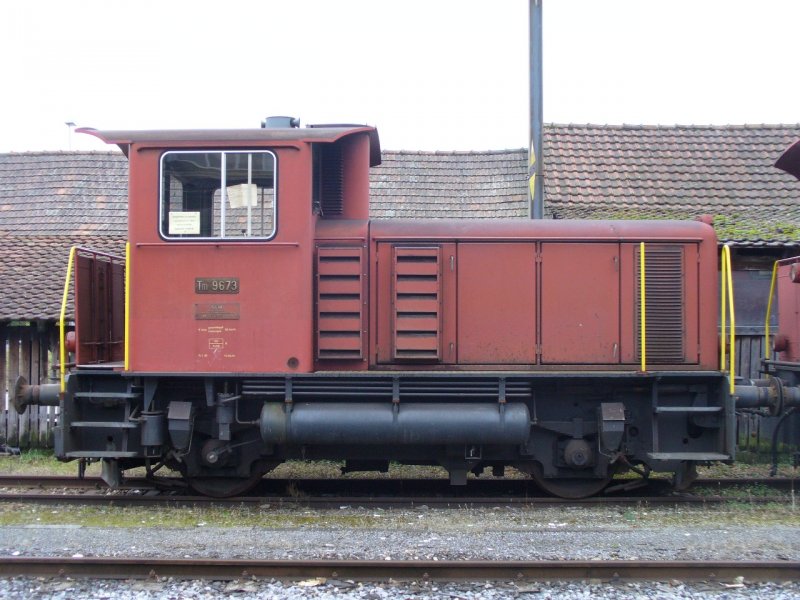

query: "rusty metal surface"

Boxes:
[367, 219, 718, 369]
[4, 474, 799, 491]
[369, 218, 717, 242]
[541, 243, 620, 364]
[1, 556, 798, 582]
[315, 246, 366, 361]
[78, 126, 381, 166]
[1, 475, 797, 509]
[77, 126, 373, 145]
[118, 127, 379, 374]
[74, 248, 125, 365]
[457, 243, 536, 364]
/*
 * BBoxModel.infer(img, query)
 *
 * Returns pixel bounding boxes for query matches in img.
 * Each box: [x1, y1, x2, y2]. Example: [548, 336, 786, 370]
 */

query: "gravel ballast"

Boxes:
[1, 504, 799, 598]
[1, 505, 798, 561]
[2, 576, 800, 599]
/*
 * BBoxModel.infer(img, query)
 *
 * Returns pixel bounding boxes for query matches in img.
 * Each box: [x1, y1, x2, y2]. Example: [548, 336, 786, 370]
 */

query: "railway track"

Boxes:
[0, 556, 797, 582]
[0, 475, 795, 507]
[2, 474, 797, 491]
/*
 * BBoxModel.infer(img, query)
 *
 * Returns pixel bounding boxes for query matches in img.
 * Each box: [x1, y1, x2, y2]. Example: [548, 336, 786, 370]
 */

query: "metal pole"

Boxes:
[65, 122, 76, 151]
[529, 0, 544, 219]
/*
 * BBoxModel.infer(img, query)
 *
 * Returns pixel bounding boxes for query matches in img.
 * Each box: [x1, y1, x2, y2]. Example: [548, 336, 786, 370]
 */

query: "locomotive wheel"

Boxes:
[528, 462, 613, 499]
[186, 460, 279, 498]
[187, 471, 265, 498]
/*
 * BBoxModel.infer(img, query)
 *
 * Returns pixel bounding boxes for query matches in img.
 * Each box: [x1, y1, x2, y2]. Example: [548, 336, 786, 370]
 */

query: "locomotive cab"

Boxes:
[79, 124, 378, 374]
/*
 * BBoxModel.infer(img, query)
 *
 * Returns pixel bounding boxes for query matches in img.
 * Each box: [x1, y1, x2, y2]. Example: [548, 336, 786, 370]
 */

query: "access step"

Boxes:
[654, 406, 722, 414]
[64, 451, 139, 458]
[647, 452, 730, 461]
[73, 392, 141, 399]
[70, 421, 138, 429]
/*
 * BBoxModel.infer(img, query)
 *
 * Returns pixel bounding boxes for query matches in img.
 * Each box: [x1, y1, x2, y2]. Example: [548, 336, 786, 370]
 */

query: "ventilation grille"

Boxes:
[242, 376, 533, 402]
[319, 144, 343, 216]
[316, 246, 364, 360]
[636, 245, 685, 363]
[393, 246, 442, 361]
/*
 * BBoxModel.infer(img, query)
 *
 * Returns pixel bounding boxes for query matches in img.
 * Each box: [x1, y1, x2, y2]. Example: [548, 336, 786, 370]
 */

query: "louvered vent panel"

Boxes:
[316, 247, 364, 360]
[393, 246, 442, 361]
[636, 246, 685, 363]
[320, 144, 343, 216]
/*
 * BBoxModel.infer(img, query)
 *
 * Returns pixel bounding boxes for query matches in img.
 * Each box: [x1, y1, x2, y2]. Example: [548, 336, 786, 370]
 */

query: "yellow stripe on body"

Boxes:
[640, 242, 646, 372]
[125, 242, 131, 371]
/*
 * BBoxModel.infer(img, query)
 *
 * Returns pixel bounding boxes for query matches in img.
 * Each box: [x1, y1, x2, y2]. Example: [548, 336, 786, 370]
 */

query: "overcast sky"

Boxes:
[2, 0, 798, 153]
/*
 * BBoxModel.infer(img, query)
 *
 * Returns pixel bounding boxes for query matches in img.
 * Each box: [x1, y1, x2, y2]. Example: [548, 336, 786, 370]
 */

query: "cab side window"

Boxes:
[160, 151, 276, 239]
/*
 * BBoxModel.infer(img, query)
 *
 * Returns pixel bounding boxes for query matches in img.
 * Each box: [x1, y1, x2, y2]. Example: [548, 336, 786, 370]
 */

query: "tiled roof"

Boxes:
[0, 151, 128, 235]
[370, 150, 529, 219]
[542, 124, 800, 246]
[0, 233, 126, 320]
[1, 124, 800, 320]
[372, 125, 800, 245]
[2, 125, 799, 245]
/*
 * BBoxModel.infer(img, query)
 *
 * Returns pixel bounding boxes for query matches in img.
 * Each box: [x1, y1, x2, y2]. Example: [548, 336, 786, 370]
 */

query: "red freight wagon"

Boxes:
[13, 120, 798, 497]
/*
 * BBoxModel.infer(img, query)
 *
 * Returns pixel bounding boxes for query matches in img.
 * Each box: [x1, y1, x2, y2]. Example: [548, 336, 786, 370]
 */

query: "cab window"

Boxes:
[160, 151, 276, 239]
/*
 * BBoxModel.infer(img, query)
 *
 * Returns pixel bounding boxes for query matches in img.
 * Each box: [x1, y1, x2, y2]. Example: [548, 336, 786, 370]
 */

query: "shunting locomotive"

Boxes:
[11, 119, 800, 498]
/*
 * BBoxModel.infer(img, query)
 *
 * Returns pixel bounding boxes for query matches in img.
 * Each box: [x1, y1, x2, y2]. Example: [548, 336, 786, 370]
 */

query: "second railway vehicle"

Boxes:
[13, 119, 800, 497]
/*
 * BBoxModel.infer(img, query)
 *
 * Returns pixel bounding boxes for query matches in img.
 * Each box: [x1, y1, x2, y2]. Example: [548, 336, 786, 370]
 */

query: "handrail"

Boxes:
[765, 260, 779, 360]
[640, 242, 646, 372]
[124, 242, 131, 371]
[59, 247, 78, 394]
[719, 244, 735, 394]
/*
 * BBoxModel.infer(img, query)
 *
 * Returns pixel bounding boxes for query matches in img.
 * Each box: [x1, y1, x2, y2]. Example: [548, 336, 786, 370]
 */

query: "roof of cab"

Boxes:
[77, 125, 382, 166]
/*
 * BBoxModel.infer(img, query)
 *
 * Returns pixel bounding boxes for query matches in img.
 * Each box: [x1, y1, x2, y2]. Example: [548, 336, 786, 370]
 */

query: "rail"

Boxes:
[2, 557, 798, 582]
[719, 244, 735, 394]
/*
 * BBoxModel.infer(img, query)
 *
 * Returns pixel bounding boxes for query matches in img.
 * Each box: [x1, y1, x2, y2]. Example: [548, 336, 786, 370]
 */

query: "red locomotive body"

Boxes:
[14, 122, 757, 497]
[365, 219, 717, 371]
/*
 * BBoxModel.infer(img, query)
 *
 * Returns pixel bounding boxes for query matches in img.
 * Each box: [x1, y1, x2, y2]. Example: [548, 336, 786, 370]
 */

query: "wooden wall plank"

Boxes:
[38, 408, 48, 447]
[18, 327, 31, 448]
[0, 324, 8, 443]
[6, 329, 20, 447]
[33, 328, 45, 447]
[0, 325, 7, 445]
[47, 329, 58, 446]
[0, 323, 87, 448]
[0, 325, 6, 410]
[734, 334, 766, 381]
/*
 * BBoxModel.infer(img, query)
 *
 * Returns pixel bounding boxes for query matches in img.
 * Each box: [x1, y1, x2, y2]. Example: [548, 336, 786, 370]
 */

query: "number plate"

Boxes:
[195, 278, 240, 294]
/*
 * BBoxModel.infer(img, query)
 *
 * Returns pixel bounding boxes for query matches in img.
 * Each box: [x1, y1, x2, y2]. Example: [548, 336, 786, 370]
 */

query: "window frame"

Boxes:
[158, 149, 278, 242]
